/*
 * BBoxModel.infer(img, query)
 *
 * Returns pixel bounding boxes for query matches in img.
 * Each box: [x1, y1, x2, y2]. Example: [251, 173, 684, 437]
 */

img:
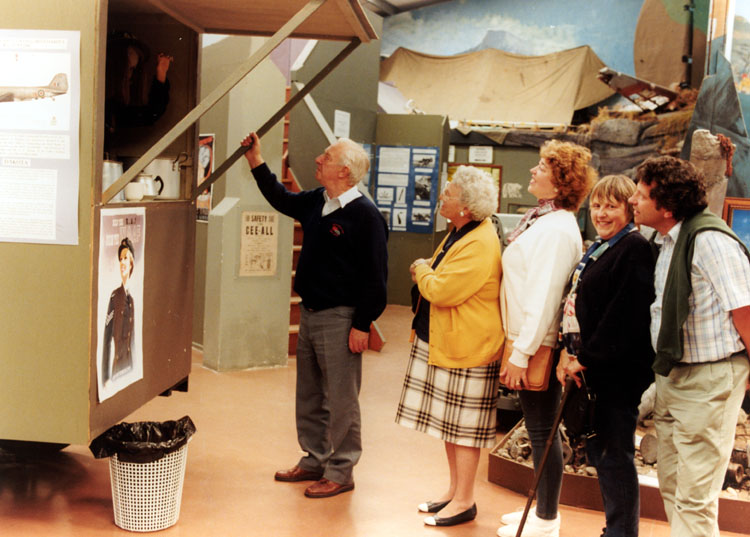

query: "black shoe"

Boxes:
[418, 500, 451, 513]
[424, 504, 477, 526]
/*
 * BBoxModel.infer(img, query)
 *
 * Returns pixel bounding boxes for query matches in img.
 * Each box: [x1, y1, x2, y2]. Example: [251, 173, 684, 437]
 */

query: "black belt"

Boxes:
[303, 304, 333, 313]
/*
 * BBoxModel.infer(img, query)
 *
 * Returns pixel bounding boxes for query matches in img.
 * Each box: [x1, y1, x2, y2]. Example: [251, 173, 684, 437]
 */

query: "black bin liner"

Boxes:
[89, 416, 196, 464]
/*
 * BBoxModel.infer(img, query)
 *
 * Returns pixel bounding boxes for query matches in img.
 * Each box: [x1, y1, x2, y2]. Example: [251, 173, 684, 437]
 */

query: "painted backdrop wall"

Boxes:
[731, 3, 750, 137]
[381, 0, 644, 75]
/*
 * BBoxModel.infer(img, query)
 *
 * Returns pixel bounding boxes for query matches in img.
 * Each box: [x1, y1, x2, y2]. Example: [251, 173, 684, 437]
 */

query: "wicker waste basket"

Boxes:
[109, 443, 188, 531]
[90, 416, 196, 532]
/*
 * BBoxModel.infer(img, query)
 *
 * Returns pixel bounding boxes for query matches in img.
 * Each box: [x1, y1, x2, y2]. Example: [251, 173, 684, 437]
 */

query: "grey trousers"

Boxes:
[295, 306, 362, 484]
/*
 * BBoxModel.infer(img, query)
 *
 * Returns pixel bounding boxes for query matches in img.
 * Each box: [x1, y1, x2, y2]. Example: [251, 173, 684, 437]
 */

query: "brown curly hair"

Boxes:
[539, 140, 597, 210]
[635, 156, 707, 221]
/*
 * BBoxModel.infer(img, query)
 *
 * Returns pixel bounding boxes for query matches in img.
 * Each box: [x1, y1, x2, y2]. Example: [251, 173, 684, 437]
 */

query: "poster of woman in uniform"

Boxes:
[96, 207, 145, 402]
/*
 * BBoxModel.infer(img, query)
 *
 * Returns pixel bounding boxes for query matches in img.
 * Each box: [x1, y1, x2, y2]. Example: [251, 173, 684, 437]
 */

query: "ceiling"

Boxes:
[108, 0, 378, 40]
[362, 0, 450, 17]
[107, 0, 449, 35]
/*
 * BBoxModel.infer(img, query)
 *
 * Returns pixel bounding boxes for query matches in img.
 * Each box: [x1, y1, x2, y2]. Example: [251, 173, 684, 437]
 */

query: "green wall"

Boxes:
[289, 15, 384, 189]
[199, 36, 289, 371]
[451, 144, 540, 213]
[375, 114, 451, 306]
[0, 0, 100, 443]
[193, 35, 238, 348]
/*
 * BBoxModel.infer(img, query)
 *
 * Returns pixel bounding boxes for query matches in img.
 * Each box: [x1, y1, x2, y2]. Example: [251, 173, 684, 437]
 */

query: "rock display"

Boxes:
[476, 109, 693, 179]
[497, 410, 750, 502]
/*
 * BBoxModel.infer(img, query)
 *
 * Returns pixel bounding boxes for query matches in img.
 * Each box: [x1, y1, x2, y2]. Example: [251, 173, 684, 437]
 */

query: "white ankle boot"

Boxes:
[500, 509, 560, 526]
[497, 511, 560, 537]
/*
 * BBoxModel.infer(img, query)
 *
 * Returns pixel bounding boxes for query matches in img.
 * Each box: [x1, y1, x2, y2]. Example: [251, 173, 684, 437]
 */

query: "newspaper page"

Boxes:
[239, 211, 278, 276]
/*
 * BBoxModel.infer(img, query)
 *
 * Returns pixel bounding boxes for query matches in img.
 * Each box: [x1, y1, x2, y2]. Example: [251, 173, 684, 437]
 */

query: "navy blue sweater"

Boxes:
[251, 163, 388, 332]
[575, 231, 655, 407]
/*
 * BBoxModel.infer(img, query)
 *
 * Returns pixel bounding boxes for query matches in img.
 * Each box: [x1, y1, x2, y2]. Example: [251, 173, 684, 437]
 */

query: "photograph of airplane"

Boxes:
[0, 73, 68, 103]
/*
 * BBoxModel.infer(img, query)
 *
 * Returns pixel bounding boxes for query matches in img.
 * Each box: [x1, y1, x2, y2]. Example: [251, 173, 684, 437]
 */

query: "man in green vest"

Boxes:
[629, 155, 750, 537]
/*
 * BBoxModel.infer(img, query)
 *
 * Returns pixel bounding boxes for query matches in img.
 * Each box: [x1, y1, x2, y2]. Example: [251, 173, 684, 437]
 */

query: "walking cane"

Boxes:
[514, 376, 576, 537]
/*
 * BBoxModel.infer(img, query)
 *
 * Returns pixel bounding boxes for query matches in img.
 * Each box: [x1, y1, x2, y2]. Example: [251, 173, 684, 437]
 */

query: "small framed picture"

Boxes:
[447, 163, 502, 208]
[722, 197, 750, 250]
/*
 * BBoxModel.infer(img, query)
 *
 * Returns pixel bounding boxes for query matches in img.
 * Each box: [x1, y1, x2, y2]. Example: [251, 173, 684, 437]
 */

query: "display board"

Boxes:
[374, 144, 439, 233]
[0, 28, 81, 245]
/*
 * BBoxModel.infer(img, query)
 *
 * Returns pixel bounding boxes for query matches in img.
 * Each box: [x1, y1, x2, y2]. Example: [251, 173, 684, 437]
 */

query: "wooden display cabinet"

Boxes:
[0, 0, 197, 448]
[0, 0, 375, 448]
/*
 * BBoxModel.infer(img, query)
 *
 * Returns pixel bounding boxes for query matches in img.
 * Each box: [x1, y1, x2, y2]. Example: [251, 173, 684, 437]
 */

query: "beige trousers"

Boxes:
[654, 353, 749, 537]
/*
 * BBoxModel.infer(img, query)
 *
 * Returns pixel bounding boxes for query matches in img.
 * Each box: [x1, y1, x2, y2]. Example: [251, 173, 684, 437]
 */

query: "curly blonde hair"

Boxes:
[451, 165, 499, 220]
[540, 140, 597, 210]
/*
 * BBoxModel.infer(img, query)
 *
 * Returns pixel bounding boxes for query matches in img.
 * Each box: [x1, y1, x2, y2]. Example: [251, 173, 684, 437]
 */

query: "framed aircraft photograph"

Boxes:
[722, 197, 750, 250]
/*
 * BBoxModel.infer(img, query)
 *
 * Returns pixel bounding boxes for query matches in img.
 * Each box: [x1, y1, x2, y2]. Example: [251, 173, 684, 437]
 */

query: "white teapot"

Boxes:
[134, 173, 164, 200]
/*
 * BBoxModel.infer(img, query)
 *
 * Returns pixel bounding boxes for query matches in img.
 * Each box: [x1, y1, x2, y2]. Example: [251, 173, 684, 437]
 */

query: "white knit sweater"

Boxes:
[500, 210, 582, 368]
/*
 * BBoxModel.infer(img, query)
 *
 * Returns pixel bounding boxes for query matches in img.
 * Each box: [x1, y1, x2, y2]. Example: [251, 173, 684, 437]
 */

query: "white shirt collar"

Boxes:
[322, 185, 362, 216]
[654, 221, 682, 245]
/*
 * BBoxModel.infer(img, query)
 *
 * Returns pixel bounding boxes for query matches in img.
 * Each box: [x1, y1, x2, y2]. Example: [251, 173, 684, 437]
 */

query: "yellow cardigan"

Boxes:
[413, 218, 504, 368]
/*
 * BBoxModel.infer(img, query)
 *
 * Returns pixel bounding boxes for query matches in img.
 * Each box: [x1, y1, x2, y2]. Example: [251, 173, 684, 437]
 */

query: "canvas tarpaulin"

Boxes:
[380, 46, 614, 125]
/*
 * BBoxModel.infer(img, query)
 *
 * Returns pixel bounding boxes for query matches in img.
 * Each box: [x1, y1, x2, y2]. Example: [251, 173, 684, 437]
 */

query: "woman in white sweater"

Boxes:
[497, 140, 596, 537]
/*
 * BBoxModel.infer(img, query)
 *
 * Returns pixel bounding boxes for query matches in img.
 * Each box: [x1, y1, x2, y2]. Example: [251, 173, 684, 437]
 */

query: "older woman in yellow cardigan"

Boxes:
[396, 165, 503, 528]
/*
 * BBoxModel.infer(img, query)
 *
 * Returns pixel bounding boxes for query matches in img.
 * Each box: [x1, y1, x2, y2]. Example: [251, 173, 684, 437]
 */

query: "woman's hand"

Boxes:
[500, 361, 528, 391]
[556, 349, 570, 385]
[409, 258, 427, 282]
[155, 53, 173, 82]
[556, 348, 585, 387]
[564, 356, 586, 388]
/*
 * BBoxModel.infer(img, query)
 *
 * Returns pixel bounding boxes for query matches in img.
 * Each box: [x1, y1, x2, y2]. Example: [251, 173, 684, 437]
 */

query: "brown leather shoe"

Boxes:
[304, 478, 355, 498]
[274, 465, 323, 482]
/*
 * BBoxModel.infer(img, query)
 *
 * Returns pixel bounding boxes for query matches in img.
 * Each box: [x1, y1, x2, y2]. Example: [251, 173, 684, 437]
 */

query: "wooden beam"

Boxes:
[103, 0, 327, 204]
[191, 37, 362, 201]
[333, 0, 378, 42]
[295, 82, 337, 145]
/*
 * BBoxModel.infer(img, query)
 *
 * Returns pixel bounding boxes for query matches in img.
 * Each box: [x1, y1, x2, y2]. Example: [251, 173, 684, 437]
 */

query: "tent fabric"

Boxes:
[379, 46, 614, 125]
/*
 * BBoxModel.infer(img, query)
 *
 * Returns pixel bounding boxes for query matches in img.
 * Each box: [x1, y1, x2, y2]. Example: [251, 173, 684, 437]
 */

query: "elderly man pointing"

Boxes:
[242, 132, 388, 499]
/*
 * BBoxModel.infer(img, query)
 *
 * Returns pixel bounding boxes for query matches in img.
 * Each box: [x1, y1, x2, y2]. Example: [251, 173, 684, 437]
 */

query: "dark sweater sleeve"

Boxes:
[250, 163, 318, 220]
[351, 204, 388, 332]
[576, 234, 655, 399]
[146, 78, 170, 124]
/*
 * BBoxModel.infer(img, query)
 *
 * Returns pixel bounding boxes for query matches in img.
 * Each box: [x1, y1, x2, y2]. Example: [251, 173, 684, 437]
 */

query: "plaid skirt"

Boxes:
[395, 336, 501, 448]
